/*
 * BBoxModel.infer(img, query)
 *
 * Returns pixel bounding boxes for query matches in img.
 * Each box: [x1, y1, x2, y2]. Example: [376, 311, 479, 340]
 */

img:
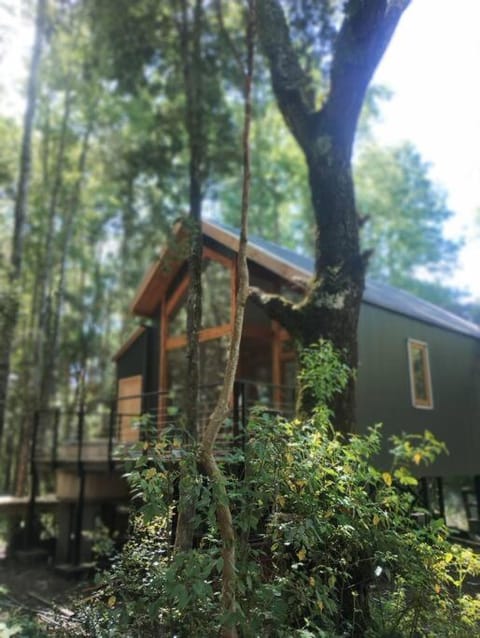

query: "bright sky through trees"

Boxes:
[373, 0, 480, 298]
[1, 0, 480, 297]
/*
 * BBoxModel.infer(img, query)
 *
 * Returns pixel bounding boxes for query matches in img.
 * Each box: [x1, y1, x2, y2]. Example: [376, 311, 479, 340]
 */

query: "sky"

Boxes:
[372, 0, 480, 297]
[1, 1, 480, 297]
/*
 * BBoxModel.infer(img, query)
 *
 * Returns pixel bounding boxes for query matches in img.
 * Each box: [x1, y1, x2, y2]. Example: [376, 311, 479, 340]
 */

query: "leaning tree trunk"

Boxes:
[0, 0, 46, 443]
[200, 4, 255, 635]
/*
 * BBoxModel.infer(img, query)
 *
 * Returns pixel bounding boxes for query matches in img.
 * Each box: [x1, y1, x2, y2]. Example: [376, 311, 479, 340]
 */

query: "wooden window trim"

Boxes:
[203, 245, 232, 270]
[166, 324, 231, 350]
[166, 276, 189, 317]
[159, 247, 235, 411]
[407, 338, 434, 410]
[165, 248, 234, 332]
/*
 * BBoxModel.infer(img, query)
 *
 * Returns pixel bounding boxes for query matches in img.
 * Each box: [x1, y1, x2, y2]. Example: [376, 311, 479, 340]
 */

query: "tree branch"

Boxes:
[249, 287, 299, 336]
[257, 0, 315, 152]
[319, 0, 411, 153]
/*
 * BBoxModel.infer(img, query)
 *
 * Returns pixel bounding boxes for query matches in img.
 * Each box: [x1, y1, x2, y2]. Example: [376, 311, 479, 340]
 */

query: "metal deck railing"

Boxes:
[23, 380, 295, 562]
[31, 380, 296, 469]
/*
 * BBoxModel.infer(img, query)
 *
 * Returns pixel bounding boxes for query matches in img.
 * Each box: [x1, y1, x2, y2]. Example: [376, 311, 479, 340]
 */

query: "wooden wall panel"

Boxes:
[117, 375, 143, 443]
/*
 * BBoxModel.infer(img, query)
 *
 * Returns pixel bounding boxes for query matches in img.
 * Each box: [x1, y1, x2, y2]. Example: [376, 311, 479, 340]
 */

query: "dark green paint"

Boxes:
[356, 303, 480, 476]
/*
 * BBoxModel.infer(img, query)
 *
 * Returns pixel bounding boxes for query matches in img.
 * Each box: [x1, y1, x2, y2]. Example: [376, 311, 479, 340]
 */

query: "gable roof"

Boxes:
[133, 218, 480, 340]
[206, 220, 480, 340]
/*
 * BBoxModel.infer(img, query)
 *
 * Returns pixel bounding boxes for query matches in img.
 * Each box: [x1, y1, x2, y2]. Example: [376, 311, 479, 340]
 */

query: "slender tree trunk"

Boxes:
[40, 111, 94, 409]
[15, 85, 73, 496]
[200, 4, 254, 635]
[0, 0, 46, 442]
[173, 0, 205, 552]
[35, 85, 73, 408]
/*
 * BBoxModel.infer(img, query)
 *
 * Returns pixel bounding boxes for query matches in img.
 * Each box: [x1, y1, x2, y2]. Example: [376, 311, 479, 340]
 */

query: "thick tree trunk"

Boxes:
[0, 0, 46, 442]
[256, 0, 410, 432]
[256, 2, 410, 633]
[297, 146, 365, 430]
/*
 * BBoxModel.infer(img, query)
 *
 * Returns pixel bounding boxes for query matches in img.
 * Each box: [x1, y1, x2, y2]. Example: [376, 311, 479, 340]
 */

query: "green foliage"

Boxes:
[298, 339, 351, 405]
[78, 344, 480, 637]
[355, 141, 463, 309]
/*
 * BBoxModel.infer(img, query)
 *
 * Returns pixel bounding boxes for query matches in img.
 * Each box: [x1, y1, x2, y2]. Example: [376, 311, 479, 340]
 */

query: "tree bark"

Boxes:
[257, 2, 410, 634]
[173, 0, 206, 552]
[200, 3, 254, 635]
[256, 0, 410, 432]
[35, 85, 73, 409]
[41, 110, 95, 409]
[0, 0, 46, 442]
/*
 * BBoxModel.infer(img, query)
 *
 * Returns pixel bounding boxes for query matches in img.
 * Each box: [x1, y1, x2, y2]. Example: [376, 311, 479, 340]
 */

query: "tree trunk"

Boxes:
[199, 4, 255, 635]
[0, 0, 46, 442]
[40, 109, 94, 410]
[256, 0, 410, 432]
[173, 0, 205, 552]
[256, 1, 410, 632]
[35, 85, 73, 409]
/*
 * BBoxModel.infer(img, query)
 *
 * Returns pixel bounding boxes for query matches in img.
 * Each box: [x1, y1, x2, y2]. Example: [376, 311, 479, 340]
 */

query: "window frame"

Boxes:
[164, 247, 233, 351]
[407, 338, 434, 410]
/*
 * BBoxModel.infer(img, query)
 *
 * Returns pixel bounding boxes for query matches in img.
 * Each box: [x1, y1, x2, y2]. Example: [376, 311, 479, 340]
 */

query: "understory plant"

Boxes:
[78, 342, 480, 637]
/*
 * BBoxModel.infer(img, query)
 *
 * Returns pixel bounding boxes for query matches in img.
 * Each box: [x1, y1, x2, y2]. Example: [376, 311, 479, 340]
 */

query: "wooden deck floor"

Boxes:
[0, 494, 58, 515]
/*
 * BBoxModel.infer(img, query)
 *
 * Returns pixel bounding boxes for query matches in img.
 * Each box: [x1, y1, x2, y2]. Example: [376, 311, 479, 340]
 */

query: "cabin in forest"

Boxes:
[116, 219, 480, 476]
[21, 219, 480, 564]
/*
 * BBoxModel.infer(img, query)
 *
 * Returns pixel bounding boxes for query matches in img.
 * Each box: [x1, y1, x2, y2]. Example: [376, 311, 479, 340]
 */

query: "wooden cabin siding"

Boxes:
[116, 329, 148, 381]
[115, 321, 160, 413]
[356, 303, 480, 476]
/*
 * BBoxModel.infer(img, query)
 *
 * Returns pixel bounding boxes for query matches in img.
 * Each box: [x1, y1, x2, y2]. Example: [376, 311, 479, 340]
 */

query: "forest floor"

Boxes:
[0, 546, 94, 636]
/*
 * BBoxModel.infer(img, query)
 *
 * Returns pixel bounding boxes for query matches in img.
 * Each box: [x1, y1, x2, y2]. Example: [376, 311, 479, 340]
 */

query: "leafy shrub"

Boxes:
[78, 341, 480, 637]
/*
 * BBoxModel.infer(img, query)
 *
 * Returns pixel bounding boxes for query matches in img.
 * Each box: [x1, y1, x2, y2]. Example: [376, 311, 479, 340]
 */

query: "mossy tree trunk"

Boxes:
[255, 0, 410, 433]
[174, 0, 206, 552]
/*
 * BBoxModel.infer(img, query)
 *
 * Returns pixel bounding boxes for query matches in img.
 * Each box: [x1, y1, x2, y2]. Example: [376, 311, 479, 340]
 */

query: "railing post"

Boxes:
[474, 474, 480, 521]
[51, 408, 60, 469]
[436, 476, 445, 519]
[26, 410, 40, 547]
[419, 477, 429, 511]
[73, 409, 85, 566]
[108, 399, 115, 472]
[240, 382, 247, 451]
[233, 382, 240, 442]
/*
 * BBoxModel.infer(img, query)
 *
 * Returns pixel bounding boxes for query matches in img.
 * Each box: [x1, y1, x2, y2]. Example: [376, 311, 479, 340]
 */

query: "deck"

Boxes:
[32, 380, 296, 468]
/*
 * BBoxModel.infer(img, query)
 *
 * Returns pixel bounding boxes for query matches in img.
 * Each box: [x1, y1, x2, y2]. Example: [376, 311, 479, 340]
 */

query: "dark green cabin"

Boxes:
[116, 219, 480, 482]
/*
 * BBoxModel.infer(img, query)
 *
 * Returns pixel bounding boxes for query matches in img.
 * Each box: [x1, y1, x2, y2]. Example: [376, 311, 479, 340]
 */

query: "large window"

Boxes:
[165, 253, 232, 347]
[407, 339, 433, 409]
[162, 249, 233, 426]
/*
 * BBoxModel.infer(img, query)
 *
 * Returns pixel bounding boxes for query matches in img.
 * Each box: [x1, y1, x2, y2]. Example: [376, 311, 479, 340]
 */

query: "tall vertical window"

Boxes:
[407, 339, 433, 409]
[161, 249, 233, 430]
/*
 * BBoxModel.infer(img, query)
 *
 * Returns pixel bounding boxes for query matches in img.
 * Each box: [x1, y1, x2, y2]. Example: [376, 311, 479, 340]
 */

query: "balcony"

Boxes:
[32, 380, 296, 470]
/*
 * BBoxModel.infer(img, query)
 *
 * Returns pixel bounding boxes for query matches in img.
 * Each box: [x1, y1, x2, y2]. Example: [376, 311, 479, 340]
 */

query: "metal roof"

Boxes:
[208, 219, 480, 340]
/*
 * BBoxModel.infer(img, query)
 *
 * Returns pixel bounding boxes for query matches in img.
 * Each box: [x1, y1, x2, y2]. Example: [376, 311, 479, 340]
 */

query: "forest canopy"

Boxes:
[0, 0, 472, 487]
